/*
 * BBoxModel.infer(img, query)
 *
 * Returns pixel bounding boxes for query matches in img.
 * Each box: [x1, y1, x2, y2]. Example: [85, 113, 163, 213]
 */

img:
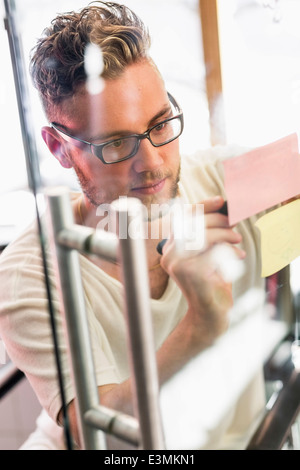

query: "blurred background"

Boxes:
[1, 0, 300, 449]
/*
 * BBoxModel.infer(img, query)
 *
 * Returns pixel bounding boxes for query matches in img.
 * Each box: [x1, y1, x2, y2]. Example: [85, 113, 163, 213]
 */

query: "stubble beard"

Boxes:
[74, 164, 181, 222]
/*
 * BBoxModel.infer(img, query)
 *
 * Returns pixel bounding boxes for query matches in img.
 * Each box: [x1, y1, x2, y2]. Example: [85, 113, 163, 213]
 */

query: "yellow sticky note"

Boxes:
[255, 199, 300, 277]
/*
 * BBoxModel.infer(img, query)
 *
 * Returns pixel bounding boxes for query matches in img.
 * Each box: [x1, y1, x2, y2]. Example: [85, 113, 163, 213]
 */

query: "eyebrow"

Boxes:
[88, 102, 172, 143]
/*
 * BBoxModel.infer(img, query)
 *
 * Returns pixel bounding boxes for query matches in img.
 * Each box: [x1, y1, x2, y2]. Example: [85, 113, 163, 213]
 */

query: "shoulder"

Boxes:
[0, 220, 49, 304]
[0, 220, 41, 266]
[181, 144, 249, 169]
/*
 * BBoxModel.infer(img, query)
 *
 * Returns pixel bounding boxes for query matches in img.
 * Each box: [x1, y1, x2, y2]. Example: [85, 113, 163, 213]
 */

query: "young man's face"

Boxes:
[46, 60, 181, 213]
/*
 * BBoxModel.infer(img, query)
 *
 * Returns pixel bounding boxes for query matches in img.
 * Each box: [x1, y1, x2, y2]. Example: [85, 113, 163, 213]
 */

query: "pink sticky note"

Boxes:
[223, 133, 300, 225]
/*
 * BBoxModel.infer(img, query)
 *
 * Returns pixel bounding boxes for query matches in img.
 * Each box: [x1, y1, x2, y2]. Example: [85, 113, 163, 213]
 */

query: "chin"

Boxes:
[143, 196, 178, 223]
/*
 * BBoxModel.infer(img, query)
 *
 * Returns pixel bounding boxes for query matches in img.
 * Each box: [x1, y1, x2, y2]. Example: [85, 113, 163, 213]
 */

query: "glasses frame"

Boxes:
[50, 92, 184, 164]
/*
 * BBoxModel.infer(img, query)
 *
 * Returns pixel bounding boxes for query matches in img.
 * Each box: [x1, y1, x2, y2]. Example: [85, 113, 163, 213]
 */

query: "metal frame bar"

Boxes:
[247, 337, 300, 450]
[111, 197, 165, 450]
[3, 0, 74, 449]
[46, 187, 165, 450]
[47, 188, 106, 449]
[247, 369, 300, 449]
[84, 405, 139, 446]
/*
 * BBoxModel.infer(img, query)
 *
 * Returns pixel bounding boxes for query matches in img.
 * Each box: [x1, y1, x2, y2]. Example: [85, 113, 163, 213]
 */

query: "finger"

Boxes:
[230, 245, 246, 260]
[157, 198, 229, 254]
[157, 223, 241, 255]
[205, 212, 230, 228]
[206, 227, 242, 247]
[201, 196, 225, 214]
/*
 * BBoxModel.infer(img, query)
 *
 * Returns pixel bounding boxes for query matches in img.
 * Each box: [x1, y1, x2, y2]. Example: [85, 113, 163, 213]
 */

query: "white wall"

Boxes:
[0, 373, 41, 450]
[218, 0, 300, 147]
[1, 0, 300, 450]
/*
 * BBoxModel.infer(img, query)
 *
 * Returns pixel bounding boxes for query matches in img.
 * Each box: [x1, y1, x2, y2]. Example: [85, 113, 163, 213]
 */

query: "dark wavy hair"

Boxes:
[30, 1, 151, 117]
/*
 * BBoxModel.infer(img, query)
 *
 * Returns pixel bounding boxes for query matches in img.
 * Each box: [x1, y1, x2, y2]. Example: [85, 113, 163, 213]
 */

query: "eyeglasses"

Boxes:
[50, 93, 184, 164]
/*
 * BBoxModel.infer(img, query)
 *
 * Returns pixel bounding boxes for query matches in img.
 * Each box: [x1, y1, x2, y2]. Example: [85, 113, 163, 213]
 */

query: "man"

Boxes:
[0, 2, 265, 449]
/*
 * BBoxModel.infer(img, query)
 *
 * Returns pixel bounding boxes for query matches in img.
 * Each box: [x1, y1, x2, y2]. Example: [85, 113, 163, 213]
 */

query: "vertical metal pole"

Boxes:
[199, 0, 226, 145]
[4, 0, 41, 192]
[111, 197, 165, 450]
[46, 187, 106, 450]
[277, 266, 294, 325]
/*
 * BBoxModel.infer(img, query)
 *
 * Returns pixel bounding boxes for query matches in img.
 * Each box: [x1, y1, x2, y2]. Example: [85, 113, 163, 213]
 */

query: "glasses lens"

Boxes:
[149, 116, 182, 146]
[101, 136, 138, 163]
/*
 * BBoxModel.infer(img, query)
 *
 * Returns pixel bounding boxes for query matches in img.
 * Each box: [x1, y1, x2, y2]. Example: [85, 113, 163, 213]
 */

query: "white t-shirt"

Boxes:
[0, 148, 266, 448]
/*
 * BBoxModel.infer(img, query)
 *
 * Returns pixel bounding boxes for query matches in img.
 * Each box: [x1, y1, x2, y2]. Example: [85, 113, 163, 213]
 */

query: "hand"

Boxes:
[159, 196, 245, 348]
[157, 196, 245, 258]
[160, 195, 245, 267]
[200, 195, 245, 258]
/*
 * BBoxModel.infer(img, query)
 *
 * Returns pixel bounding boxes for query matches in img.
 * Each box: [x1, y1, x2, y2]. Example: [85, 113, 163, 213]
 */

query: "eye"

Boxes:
[154, 122, 166, 132]
[111, 139, 124, 148]
[152, 121, 172, 137]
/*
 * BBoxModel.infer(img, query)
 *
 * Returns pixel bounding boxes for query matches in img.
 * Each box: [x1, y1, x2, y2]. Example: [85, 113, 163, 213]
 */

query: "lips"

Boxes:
[131, 178, 166, 195]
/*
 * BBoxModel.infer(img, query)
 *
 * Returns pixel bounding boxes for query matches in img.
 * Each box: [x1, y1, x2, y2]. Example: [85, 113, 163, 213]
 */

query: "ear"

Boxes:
[41, 126, 73, 169]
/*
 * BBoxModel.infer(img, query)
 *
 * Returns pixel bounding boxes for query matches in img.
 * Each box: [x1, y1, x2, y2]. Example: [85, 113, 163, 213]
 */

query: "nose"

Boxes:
[131, 138, 164, 173]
